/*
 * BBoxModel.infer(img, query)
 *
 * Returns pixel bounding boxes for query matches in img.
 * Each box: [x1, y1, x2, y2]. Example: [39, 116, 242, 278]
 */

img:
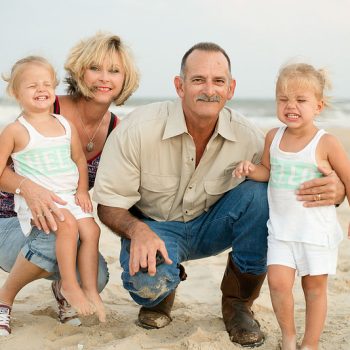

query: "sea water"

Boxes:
[1, 97, 349, 130]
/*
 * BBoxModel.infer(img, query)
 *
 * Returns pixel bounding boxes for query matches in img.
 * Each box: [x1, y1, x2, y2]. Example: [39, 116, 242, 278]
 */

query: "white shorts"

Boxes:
[57, 193, 93, 221]
[15, 193, 92, 236]
[267, 235, 338, 276]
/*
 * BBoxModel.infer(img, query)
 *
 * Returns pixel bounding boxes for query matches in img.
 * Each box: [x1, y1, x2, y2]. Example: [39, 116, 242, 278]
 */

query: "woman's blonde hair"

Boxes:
[276, 62, 332, 108]
[2, 56, 58, 98]
[64, 32, 139, 105]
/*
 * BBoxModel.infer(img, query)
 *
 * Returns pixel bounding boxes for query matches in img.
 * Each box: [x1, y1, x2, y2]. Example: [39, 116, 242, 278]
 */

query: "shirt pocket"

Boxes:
[204, 173, 242, 211]
[139, 173, 180, 220]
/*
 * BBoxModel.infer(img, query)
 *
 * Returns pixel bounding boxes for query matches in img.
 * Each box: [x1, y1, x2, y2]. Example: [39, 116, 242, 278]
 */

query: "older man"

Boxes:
[93, 42, 342, 347]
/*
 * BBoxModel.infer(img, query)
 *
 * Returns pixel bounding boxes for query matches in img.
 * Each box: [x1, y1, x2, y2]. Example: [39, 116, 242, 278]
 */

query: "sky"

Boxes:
[1, 0, 349, 100]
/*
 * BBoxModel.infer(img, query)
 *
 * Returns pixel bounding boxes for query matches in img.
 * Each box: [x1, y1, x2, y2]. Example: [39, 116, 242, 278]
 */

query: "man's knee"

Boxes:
[223, 181, 268, 225]
[245, 181, 268, 210]
[237, 180, 268, 222]
[122, 263, 180, 307]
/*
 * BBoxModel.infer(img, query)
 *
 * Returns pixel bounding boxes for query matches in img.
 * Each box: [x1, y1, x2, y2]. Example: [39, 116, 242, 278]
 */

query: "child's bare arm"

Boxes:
[233, 160, 268, 180]
[322, 134, 350, 237]
[70, 122, 92, 213]
[233, 128, 277, 182]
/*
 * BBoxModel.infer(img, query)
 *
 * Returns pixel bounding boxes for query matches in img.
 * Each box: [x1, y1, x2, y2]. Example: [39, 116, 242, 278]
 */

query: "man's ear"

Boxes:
[174, 76, 185, 98]
[227, 79, 236, 100]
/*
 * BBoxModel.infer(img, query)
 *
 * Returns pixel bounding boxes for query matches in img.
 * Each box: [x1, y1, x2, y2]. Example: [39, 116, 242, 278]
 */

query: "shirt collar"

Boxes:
[162, 99, 238, 142]
[216, 107, 237, 142]
[162, 99, 188, 140]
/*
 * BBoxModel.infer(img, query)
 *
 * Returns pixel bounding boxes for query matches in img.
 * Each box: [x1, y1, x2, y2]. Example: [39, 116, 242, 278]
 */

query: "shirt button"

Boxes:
[188, 186, 192, 190]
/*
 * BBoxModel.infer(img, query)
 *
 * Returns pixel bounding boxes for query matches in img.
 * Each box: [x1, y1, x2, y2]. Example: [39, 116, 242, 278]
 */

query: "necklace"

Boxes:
[77, 112, 107, 152]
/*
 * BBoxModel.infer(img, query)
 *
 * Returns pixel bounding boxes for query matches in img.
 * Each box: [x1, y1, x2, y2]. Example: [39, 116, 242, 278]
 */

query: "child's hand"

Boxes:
[233, 160, 256, 178]
[75, 190, 93, 213]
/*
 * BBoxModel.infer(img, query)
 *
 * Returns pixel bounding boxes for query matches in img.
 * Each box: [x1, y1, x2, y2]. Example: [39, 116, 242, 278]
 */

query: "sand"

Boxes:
[1, 127, 349, 350]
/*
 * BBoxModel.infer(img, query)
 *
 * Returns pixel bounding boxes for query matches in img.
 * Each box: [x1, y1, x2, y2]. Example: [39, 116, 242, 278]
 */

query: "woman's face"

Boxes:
[83, 51, 125, 105]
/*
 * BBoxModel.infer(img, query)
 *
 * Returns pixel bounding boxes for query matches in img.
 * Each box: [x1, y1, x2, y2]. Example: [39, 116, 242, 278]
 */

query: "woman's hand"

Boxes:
[21, 180, 67, 233]
[296, 166, 345, 207]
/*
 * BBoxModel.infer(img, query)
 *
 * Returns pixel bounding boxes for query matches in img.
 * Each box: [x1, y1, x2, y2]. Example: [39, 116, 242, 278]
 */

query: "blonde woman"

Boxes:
[0, 33, 139, 335]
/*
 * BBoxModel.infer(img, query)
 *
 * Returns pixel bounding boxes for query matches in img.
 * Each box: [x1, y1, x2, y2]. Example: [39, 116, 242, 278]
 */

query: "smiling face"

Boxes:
[15, 63, 56, 115]
[174, 49, 235, 122]
[276, 81, 324, 129]
[83, 52, 125, 105]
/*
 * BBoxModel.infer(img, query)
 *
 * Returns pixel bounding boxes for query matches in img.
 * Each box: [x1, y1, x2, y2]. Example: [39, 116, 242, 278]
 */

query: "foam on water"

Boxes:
[1, 98, 349, 130]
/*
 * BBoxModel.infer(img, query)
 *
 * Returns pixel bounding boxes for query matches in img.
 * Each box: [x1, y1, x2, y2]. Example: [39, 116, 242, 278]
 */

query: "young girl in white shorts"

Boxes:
[234, 62, 350, 350]
[0, 56, 106, 336]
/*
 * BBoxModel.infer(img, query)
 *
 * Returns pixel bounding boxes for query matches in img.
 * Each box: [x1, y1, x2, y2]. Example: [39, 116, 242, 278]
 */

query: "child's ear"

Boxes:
[316, 99, 324, 114]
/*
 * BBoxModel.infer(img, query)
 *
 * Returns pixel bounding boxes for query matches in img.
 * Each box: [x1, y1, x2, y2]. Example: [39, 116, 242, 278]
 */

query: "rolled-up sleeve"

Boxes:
[92, 122, 141, 209]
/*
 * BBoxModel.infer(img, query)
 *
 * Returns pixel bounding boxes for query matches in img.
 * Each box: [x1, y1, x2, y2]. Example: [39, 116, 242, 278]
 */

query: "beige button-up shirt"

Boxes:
[93, 99, 264, 222]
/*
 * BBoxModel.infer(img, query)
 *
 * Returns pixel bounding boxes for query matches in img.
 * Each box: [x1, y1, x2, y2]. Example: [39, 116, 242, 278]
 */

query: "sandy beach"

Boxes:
[1, 127, 349, 350]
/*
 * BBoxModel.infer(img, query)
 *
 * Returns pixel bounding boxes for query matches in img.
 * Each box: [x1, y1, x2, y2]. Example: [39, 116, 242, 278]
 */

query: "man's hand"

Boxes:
[128, 221, 172, 276]
[97, 205, 173, 276]
[296, 166, 345, 207]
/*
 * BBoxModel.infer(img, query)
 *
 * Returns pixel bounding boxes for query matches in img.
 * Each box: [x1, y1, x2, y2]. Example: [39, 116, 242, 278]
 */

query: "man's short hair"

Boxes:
[180, 42, 231, 78]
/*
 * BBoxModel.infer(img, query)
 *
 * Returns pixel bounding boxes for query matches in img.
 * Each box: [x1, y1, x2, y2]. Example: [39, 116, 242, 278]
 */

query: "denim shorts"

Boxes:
[0, 216, 109, 292]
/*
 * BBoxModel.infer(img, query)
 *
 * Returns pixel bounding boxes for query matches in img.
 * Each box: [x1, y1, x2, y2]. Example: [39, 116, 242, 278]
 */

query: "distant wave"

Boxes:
[1, 97, 350, 129]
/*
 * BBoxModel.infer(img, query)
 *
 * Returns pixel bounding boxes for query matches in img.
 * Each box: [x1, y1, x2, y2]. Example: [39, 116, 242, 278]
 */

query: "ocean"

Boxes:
[1, 97, 350, 129]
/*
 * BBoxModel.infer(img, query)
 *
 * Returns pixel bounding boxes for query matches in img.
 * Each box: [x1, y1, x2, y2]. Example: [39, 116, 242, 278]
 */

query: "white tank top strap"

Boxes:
[311, 128, 326, 145]
[306, 129, 326, 163]
[270, 126, 286, 150]
[17, 116, 42, 138]
[17, 116, 44, 150]
[53, 114, 71, 138]
[18, 114, 71, 139]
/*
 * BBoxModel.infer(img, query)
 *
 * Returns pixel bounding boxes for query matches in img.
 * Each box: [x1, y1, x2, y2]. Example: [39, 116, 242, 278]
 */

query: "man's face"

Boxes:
[174, 50, 235, 121]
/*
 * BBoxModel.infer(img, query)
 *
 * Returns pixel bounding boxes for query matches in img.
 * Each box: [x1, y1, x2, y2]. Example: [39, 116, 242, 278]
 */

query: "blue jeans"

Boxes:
[120, 180, 268, 307]
[0, 217, 109, 292]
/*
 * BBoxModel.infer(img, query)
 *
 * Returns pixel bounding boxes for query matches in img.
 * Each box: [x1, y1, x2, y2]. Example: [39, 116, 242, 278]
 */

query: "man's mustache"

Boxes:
[196, 94, 221, 102]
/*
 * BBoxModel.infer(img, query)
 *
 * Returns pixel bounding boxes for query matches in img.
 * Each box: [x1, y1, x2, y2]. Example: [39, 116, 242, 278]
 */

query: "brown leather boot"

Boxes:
[221, 254, 266, 347]
[138, 290, 176, 329]
[137, 263, 187, 329]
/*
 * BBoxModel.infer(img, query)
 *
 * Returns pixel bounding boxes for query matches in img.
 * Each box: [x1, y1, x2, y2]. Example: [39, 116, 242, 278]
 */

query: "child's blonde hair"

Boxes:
[2, 56, 58, 98]
[64, 32, 140, 106]
[276, 62, 332, 108]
